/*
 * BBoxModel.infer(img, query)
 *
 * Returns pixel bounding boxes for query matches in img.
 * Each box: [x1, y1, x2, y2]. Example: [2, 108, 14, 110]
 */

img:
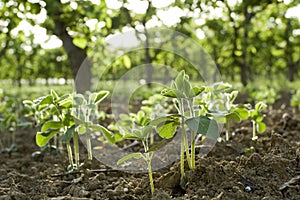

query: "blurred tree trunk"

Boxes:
[46, 0, 91, 93]
[53, 19, 91, 93]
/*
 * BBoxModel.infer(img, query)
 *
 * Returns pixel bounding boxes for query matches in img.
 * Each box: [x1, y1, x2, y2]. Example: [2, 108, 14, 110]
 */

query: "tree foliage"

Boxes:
[0, 0, 299, 86]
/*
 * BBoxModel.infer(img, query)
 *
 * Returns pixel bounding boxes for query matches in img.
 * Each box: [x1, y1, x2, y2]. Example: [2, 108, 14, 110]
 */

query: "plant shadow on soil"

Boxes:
[0, 106, 300, 200]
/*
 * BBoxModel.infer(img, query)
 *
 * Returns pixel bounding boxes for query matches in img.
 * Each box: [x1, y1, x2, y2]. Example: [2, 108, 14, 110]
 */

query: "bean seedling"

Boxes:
[200, 82, 249, 141]
[115, 111, 165, 194]
[161, 70, 219, 186]
[249, 101, 267, 141]
[24, 90, 111, 171]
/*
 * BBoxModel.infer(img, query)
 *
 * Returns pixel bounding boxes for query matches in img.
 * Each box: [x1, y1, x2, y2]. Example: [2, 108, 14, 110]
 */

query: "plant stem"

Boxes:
[73, 131, 79, 168]
[147, 155, 154, 194]
[188, 99, 195, 169]
[180, 130, 185, 177]
[66, 142, 74, 167]
[179, 99, 191, 170]
[226, 119, 230, 141]
[252, 120, 257, 140]
[86, 128, 93, 160]
[142, 140, 154, 194]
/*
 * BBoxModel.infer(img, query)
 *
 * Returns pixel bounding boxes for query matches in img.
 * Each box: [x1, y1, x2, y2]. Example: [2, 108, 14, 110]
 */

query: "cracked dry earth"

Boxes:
[0, 107, 300, 200]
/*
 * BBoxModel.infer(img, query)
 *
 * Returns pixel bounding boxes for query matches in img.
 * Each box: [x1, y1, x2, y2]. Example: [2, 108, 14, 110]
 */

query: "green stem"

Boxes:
[188, 99, 195, 169]
[142, 140, 154, 194]
[147, 155, 154, 194]
[73, 131, 80, 168]
[86, 128, 93, 160]
[179, 99, 191, 170]
[226, 119, 230, 141]
[66, 142, 74, 167]
[183, 122, 191, 169]
[252, 120, 257, 140]
[180, 130, 185, 177]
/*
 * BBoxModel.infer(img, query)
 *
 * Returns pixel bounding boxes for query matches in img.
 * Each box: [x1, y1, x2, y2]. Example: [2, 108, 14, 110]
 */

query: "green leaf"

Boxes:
[91, 124, 115, 144]
[38, 95, 53, 106]
[105, 17, 112, 28]
[226, 112, 240, 121]
[73, 37, 87, 49]
[58, 96, 73, 108]
[235, 108, 249, 120]
[60, 125, 75, 142]
[41, 121, 63, 132]
[188, 86, 205, 98]
[36, 130, 59, 147]
[117, 152, 143, 165]
[123, 55, 131, 69]
[229, 91, 238, 103]
[156, 121, 179, 139]
[175, 71, 185, 92]
[50, 90, 59, 101]
[161, 88, 180, 98]
[90, 91, 109, 104]
[255, 102, 267, 111]
[185, 116, 219, 140]
[73, 94, 85, 105]
[77, 125, 86, 134]
[257, 122, 266, 133]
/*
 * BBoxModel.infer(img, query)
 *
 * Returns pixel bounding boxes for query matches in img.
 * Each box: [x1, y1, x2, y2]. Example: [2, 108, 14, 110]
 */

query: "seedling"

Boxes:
[200, 83, 249, 141]
[116, 111, 162, 194]
[248, 85, 280, 106]
[24, 90, 112, 171]
[161, 70, 219, 184]
[0, 97, 32, 150]
[72, 91, 110, 160]
[141, 93, 173, 144]
[249, 102, 267, 140]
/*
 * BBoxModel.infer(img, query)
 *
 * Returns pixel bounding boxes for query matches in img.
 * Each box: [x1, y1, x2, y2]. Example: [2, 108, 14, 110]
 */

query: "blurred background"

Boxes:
[0, 0, 299, 99]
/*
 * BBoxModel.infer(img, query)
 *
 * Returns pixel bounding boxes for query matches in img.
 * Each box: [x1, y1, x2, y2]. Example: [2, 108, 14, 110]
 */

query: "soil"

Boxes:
[1, 106, 300, 200]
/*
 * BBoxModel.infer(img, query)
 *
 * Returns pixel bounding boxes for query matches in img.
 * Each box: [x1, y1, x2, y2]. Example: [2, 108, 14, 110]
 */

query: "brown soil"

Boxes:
[0, 107, 300, 200]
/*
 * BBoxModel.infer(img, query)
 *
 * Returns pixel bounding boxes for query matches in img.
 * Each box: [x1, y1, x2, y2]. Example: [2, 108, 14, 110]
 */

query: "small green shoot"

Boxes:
[161, 70, 219, 185]
[116, 111, 162, 194]
[249, 102, 267, 141]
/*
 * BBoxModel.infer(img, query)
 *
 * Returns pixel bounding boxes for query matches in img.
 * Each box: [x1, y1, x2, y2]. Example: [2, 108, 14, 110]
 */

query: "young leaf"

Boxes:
[156, 121, 179, 139]
[188, 86, 205, 98]
[117, 152, 143, 165]
[235, 107, 249, 120]
[229, 91, 238, 102]
[91, 124, 115, 144]
[175, 70, 185, 92]
[185, 116, 219, 140]
[41, 121, 63, 132]
[73, 94, 85, 105]
[226, 112, 240, 122]
[255, 102, 267, 111]
[161, 88, 182, 98]
[36, 130, 59, 147]
[50, 90, 59, 101]
[60, 125, 75, 142]
[77, 124, 87, 134]
[257, 122, 266, 133]
[58, 96, 73, 108]
[38, 95, 53, 106]
[91, 91, 109, 104]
